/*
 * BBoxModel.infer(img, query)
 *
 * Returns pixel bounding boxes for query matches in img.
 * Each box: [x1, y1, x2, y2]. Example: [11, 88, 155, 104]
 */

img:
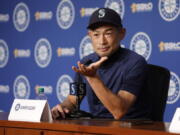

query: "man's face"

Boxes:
[88, 25, 125, 57]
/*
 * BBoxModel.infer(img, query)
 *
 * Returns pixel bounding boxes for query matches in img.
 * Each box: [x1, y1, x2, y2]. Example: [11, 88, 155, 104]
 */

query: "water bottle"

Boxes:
[36, 87, 47, 100]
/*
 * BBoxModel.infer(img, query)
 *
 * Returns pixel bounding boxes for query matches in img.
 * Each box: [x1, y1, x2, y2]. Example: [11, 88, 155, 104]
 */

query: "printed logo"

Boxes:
[0, 14, 9, 22]
[35, 85, 53, 94]
[0, 39, 9, 68]
[79, 35, 94, 59]
[0, 85, 9, 93]
[98, 9, 106, 18]
[130, 32, 152, 60]
[80, 8, 98, 17]
[167, 72, 180, 104]
[34, 38, 52, 68]
[70, 82, 86, 95]
[14, 49, 31, 58]
[35, 11, 53, 21]
[159, 0, 180, 21]
[57, 47, 75, 57]
[131, 2, 153, 13]
[56, 74, 73, 102]
[56, 0, 75, 29]
[15, 103, 35, 111]
[159, 41, 180, 52]
[0, 110, 3, 112]
[15, 104, 21, 111]
[105, 0, 125, 19]
[13, 2, 30, 32]
[13, 75, 30, 99]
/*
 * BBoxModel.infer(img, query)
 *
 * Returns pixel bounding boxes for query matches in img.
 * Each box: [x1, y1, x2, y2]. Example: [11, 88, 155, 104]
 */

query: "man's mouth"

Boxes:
[98, 46, 110, 52]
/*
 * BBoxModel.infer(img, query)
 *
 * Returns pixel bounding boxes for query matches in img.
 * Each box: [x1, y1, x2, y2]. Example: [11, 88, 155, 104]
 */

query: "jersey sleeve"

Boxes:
[120, 57, 147, 96]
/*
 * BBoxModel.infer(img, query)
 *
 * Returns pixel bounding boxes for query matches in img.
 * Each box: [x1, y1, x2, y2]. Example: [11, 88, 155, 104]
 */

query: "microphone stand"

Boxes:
[69, 82, 92, 119]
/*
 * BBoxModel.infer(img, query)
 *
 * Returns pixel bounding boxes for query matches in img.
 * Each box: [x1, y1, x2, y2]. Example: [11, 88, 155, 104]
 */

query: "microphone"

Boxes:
[70, 82, 86, 112]
[69, 82, 92, 119]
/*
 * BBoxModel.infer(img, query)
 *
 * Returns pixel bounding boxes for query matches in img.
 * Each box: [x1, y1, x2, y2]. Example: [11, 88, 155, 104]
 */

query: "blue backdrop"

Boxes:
[0, 0, 179, 122]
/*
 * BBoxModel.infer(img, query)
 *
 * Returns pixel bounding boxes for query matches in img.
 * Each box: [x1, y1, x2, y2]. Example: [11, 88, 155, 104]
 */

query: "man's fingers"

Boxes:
[100, 56, 108, 62]
[51, 108, 59, 120]
[56, 104, 66, 118]
[51, 104, 66, 119]
[51, 106, 60, 119]
[72, 57, 108, 75]
[78, 62, 87, 72]
[73, 61, 88, 73]
[90, 56, 108, 68]
[64, 108, 70, 114]
[97, 56, 108, 65]
[72, 66, 79, 72]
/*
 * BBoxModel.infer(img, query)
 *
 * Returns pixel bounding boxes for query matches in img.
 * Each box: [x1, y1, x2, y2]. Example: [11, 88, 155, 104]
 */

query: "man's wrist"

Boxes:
[61, 99, 76, 112]
[86, 74, 100, 82]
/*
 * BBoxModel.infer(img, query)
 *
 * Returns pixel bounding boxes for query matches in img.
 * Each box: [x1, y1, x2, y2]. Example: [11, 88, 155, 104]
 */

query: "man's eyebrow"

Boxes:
[105, 28, 114, 31]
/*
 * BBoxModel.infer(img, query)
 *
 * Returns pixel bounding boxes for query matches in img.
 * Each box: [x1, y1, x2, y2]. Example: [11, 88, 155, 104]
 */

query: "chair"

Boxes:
[145, 64, 170, 121]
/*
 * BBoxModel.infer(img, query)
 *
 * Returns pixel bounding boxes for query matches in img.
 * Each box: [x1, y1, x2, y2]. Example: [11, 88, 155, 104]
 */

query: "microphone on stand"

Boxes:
[67, 59, 93, 119]
[69, 81, 92, 119]
[70, 82, 86, 112]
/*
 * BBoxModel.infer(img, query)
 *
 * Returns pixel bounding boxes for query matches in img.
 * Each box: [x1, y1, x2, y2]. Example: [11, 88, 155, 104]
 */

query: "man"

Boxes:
[52, 8, 149, 120]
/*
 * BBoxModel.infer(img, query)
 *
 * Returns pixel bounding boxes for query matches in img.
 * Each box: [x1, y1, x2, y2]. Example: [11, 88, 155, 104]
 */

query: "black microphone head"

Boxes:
[69, 82, 86, 96]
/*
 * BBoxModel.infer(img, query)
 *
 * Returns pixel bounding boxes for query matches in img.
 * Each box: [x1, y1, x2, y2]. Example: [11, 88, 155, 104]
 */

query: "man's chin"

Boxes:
[97, 53, 110, 57]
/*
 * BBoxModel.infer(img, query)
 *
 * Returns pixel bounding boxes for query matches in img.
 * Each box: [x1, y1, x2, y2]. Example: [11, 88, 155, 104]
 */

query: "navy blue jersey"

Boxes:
[74, 47, 150, 120]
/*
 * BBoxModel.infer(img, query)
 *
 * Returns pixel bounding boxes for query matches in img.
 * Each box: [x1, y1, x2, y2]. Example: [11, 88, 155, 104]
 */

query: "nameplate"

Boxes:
[8, 99, 52, 122]
[169, 108, 180, 133]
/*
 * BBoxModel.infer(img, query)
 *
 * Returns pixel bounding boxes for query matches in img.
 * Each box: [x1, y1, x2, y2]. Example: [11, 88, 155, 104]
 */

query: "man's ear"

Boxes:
[87, 30, 92, 39]
[88, 30, 92, 39]
[119, 28, 126, 40]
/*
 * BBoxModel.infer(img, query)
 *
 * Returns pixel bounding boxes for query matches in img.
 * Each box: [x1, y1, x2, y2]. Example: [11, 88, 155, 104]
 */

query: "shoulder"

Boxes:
[118, 48, 147, 72]
[121, 48, 147, 65]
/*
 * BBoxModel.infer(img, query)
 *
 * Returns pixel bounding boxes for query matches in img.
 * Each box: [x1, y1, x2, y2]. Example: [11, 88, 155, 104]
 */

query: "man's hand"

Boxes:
[72, 56, 108, 77]
[51, 104, 70, 119]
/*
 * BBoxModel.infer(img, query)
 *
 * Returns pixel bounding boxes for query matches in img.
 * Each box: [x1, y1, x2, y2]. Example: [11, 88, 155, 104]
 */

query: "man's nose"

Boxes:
[99, 35, 107, 45]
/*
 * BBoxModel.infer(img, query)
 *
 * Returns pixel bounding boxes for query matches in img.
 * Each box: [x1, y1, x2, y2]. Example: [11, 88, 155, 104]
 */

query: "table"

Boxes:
[0, 112, 178, 135]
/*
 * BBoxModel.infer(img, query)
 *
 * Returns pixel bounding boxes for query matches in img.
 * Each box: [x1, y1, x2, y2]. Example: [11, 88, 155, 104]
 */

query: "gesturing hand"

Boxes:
[72, 56, 108, 77]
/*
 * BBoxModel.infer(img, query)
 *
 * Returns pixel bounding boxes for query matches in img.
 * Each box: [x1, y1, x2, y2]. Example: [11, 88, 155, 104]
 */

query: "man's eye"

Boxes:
[93, 33, 99, 37]
[106, 32, 112, 36]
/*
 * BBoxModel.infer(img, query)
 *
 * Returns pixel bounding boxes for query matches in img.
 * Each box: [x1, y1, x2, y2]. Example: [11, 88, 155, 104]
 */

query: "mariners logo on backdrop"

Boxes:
[105, 0, 125, 19]
[167, 72, 180, 104]
[34, 38, 52, 68]
[159, 0, 180, 21]
[79, 36, 94, 59]
[130, 32, 152, 60]
[56, 0, 75, 29]
[13, 2, 30, 32]
[0, 40, 9, 68]
[13, 75, 30, 99]
[56, 75, 73, 102]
